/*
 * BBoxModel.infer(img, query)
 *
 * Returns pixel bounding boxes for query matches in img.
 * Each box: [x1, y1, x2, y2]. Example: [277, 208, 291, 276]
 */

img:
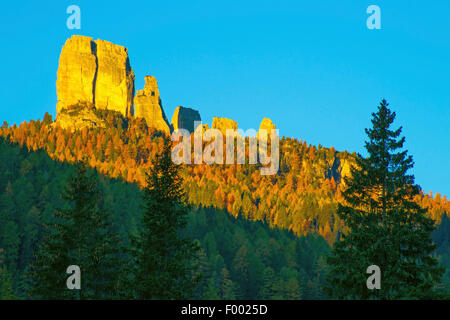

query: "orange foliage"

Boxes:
[1, 116, 449, 243]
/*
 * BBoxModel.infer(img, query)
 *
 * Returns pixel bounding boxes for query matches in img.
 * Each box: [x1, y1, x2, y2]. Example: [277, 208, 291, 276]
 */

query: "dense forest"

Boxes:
[0, 108, 449, 298]
[0, 138, 330, 299]
[1, 110, 448, 245]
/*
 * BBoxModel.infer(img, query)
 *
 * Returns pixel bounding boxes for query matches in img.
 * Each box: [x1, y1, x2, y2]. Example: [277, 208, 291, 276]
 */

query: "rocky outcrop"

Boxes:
[212, 117, 238, 136]
[134, 76, 171, 134]
[339, 158, 353, 185]
[171, 106, 201, 133]
[258, 117, 276, 140]
[55, 104, 107, 131]
[259, 118, 276, 132]
[56, 35, 135, 117]
[56, 36, 97, 114]
[94, 39, 135, 116]
[328, 156, 354, 186]
[57, 36, 203, 134]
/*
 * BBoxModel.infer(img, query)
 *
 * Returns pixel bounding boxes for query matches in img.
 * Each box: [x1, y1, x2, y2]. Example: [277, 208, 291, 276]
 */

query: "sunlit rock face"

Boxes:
[56, 35, 135, 117]
[56, 36, 97, 114]
[94, 39, 135, 117]
[212, 117, 238, 136]
[57, 36, 202, 135]
[259, 118, 276, 132]
[134, 76, 171, 134]
[257, 117, 277, 140]
[171, 106, 201, 133]
[55, 105, 107, 131]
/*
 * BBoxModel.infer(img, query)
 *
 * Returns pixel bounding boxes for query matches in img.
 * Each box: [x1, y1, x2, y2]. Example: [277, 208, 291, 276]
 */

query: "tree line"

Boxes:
[0, 98, 449, 299]
[0, 136, 328, 299]
[1, 108, 448, 245]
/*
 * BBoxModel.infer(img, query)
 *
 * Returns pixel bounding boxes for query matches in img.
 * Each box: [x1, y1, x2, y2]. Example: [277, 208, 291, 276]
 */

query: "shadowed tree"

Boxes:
[130, 137, 200, 299]
[29, 161, 122, 299]
[0, 266, 16, 300]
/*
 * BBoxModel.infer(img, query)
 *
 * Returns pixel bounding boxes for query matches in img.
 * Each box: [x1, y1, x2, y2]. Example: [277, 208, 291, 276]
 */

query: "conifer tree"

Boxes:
[0, 266, 16, 300]
[326, 99, 444, 299]
[220, 268, 236, 300]
[29, 161, 121, 299]
[260, 267, 276, 299]
[130, 137, 200, 299]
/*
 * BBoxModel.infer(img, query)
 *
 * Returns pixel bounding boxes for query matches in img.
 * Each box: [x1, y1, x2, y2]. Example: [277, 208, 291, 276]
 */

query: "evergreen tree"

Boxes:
[260, 267, 276, 299]
[285, 277, 302, 300]
[220, 268, 236, 299]
[203, 276, 220, 299]
[1, 222, 19, 276]
[0, 266, 16, 299]
[190, 246, 209, 299]
[326, 99, 444, 299]
[130, 137, 200, 299]
[29, 161, 122, 299]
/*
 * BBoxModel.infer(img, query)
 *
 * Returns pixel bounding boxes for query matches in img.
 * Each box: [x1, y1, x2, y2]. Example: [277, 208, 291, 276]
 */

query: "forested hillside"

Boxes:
[0, 138, 330, 299]
[1, 109, 449, 298]
[1, 110, 448, 245]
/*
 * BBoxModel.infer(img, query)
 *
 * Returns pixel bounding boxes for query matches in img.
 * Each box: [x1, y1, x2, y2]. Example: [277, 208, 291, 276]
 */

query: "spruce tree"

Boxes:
[29, 161, 121, 299]
[130, 137, 200, 299]
[326, 99, 444, 299]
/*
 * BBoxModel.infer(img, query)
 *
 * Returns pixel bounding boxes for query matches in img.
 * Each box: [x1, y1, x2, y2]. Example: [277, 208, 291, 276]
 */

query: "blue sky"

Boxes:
[0, 0, 449, 196]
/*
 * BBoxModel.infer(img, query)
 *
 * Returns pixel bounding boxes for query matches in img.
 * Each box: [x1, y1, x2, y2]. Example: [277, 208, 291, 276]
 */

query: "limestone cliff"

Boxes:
[171, 106, 201, 133]
[56, 36, 97, 114]
[134, 76, 171, 134]
[56, 35, 135, 118]
[94, 39, 135, 116]
[56, 36, 199, 134]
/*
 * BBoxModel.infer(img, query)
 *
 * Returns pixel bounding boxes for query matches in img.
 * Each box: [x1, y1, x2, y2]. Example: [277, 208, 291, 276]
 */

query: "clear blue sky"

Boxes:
[0, 1, 449, 196]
